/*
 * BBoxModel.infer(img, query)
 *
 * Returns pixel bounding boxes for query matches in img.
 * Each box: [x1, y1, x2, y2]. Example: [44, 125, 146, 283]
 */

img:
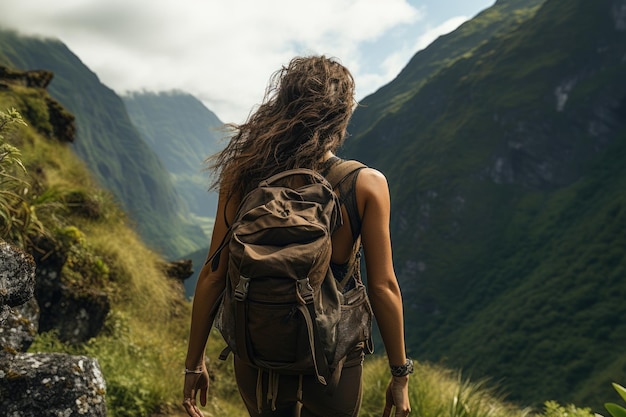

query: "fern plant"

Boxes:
[0, 108, 30, 245]
[0, 107, 61, 248]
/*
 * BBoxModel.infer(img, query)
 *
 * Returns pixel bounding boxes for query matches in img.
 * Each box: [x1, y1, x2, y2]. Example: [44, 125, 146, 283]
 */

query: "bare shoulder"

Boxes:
[356, 167, 389, 195]
[354, 167, 390, 217]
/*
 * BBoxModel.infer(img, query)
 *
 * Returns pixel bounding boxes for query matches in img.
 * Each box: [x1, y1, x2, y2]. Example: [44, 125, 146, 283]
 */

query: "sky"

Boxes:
[0, 0, 494, 123]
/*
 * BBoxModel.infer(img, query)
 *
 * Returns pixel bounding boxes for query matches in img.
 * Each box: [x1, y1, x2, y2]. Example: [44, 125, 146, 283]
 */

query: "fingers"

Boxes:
[183, 372, 208, 417]
[385, 376, 411, 417]
[394, 407, 411, 417]
[382, 379, 393, 417]
[200, 384, 208, 407]
[182, 397, 203, 417]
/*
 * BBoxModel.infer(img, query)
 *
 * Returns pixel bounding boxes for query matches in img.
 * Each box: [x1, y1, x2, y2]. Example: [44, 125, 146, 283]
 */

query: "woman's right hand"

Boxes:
[382, 375, 411, 417]
[182, 367, 209, 417]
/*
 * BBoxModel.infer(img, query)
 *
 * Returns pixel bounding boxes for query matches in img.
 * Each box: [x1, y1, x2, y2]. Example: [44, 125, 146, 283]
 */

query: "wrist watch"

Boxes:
[390, 358, 414, 377]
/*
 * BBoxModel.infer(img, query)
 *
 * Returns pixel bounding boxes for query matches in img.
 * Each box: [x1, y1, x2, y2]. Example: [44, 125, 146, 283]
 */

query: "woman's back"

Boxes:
[183, 55, 411, 417]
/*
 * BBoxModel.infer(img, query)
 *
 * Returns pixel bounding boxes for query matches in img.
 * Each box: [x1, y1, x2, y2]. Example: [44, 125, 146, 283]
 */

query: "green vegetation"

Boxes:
[122, 91, 222, 218]
[0, 107, 32, 246]
[3, 0, 625, 414]
[1, 77, 601, 417]
[605, 383, 626, 417]
[342, 0, 626, 410]
[0, 30, 207, 260]
[123, 91, 224, 296]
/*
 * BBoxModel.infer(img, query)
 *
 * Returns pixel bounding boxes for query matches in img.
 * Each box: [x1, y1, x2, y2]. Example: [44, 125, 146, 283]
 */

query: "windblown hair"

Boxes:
[208, 55, 356, 198]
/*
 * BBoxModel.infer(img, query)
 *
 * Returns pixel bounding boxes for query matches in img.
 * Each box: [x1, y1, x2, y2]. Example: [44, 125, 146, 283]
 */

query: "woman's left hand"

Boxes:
[382, 375, 411, 417]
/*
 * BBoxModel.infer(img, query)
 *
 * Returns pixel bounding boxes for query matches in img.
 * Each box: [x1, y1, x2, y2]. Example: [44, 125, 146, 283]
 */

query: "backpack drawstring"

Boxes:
[297, 374, 303, 403]
[256, 368, 263, 413]
[294, 374, 303, 417]
[255, 368, 281, 413]
[268, 370, 280, 411]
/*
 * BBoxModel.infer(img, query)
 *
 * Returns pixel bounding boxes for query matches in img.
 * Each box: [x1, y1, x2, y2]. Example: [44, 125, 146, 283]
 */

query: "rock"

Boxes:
[32, 236, 110, 345]
[162, 259, 194, 282]
[35, 280, 110, 345]
[0, 240, 108, 415]
[0, 240, 36, 310]
[0, 352, 107, 416]
[0, 297, 39, 353]
[0, 66, 54, 89]
[0, 67, 75, 143]
[46, 96, 76, 143]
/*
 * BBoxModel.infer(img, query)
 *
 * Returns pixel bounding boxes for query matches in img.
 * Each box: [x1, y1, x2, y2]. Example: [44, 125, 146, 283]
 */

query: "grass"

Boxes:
[361, 357, 533, 417]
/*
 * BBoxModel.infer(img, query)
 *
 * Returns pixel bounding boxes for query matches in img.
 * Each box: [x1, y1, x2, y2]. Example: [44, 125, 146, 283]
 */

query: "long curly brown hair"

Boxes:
[207, 55, 356, 198]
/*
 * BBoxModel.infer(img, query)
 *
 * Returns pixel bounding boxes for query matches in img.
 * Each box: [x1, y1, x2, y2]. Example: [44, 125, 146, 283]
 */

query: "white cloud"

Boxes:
[413, 16, 469, 51]
[373, 15, 470, 87]
[0, 1, 472, 123]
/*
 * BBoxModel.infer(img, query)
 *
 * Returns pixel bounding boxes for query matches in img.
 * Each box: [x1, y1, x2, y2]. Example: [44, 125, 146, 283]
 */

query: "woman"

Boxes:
[183, 55, 411, 417]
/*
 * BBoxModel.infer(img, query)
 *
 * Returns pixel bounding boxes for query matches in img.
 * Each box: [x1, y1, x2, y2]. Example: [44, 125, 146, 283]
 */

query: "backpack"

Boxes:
[213, 160, 373, 391]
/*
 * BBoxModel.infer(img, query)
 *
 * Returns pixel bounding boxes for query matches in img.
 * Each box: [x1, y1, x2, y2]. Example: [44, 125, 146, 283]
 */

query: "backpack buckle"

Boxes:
[234, 276, 251, 301]
[296, 278, 314, 304]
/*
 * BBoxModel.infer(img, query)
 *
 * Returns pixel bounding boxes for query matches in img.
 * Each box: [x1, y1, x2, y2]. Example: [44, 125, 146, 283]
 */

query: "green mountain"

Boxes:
[122, 91, 224, 297]
[0, 29, 206, 259]
[122, 91, 223, 220]
[343, 0, 626, 410]
[349, 0, 547, 137]
[2, 0, 625, 410]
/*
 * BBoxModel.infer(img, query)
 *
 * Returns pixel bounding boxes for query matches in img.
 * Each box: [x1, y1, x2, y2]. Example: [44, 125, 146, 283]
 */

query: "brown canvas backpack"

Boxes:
[214, 160, 373, 392]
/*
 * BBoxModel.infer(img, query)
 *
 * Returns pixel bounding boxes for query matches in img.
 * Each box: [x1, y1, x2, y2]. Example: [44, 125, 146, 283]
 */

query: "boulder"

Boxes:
[33, 236, 110, 344]
[0, 297, 39, 353]
[0, 352, 107, 416]
[0, 240, 36, 311]
[0, 239, 108, 415]
[162, 258, 194, 282]
[36, 283, 110, 345]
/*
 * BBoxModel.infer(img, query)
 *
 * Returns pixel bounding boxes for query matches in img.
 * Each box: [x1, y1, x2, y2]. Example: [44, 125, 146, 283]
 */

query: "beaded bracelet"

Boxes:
[184, 368, 203, 375]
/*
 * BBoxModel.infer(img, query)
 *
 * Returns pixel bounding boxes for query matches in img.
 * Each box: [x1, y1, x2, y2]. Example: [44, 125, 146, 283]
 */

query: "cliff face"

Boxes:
[122, 91, 222, 224]
[0, 65, 195, 416]
[0, 30, 206, 259]
[343, 0, 626, 408]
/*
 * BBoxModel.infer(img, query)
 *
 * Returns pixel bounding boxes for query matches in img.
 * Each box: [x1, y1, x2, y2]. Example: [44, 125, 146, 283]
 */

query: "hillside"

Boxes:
[2, 0, 625, 413]
[0, 29, 206, 259]
[122, 91, 224, 297]
[349, 0, 546, 137]
[343, 0, 626, 410]
[122, 90, 223, 222]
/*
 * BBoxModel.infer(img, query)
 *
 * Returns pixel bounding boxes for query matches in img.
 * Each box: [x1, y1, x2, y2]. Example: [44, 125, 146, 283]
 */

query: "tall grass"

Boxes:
[361, 356, 533, 417]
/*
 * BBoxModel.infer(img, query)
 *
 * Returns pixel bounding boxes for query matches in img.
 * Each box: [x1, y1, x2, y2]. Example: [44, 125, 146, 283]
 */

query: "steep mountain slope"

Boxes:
[0, 29, 206, 259]
[123, 91, 223, 297]
[343, 0, 626, 410]
[122, 91, 222, 226]
[349, 0, 546, 138]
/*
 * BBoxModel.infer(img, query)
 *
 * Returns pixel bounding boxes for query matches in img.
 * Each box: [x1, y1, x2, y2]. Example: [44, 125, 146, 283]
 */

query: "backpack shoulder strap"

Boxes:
[324, 158, 367, 189]
[324, 158, 367, 241]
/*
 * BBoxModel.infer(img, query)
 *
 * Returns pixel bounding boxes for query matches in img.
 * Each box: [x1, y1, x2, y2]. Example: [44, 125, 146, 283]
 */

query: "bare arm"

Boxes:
[357, 168, 407, 366]
[356, 168, 411, 417]
[185, 189, 235, 369]
[183, 189, 237, 417]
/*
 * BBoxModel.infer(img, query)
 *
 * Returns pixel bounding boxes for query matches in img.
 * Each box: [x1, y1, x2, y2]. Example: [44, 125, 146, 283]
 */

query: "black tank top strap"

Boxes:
[337, 169, 363, 241]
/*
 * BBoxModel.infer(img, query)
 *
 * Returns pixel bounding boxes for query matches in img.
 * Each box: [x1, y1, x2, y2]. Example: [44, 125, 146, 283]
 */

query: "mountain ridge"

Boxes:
[0, 29, 207, 259]
[343, 0, 626, 408]
[1, 0, 625, 410]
